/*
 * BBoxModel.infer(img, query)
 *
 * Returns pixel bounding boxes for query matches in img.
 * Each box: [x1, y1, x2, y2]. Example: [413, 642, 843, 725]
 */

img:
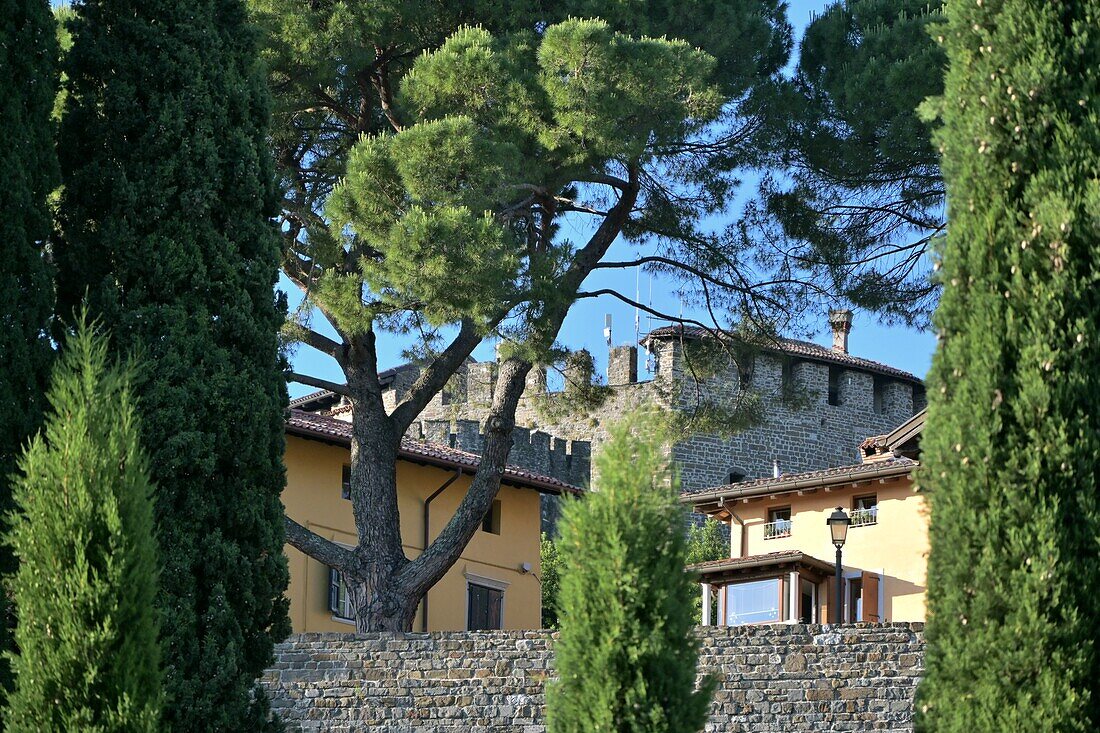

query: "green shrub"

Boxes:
[540, 533, 562, 629]
[686, 519, 727, 624]
[548, 416, 714, 733]
[6, 322, 161, 731]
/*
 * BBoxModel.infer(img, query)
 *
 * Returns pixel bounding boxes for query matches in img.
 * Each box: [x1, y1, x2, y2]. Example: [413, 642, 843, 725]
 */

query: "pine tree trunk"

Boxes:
[344, 350, 418, 632]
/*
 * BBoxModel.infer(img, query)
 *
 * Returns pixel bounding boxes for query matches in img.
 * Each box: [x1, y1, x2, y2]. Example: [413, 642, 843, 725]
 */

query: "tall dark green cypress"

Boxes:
[55, 1, 290, 729]
[0, 0, 59, 709]
[915, 0, 1100, 730]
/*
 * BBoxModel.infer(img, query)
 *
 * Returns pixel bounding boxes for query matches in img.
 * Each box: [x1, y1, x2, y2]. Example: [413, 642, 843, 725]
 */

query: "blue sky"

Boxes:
[284, 0, 938, 398]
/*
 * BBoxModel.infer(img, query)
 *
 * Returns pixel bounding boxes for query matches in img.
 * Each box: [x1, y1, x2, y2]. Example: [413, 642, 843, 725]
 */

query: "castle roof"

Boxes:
[643, 325, 921, 383]
[285, 409, 582, 496]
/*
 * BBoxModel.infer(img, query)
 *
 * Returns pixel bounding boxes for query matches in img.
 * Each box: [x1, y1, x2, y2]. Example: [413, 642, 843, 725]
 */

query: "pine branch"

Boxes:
[283, 516, 356, 571]
[285, 372, 351, 397]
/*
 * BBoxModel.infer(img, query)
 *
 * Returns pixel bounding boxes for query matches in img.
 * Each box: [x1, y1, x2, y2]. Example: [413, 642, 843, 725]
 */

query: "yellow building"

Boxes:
[282, 409, 579, 632]
[682, 410, 927, 625]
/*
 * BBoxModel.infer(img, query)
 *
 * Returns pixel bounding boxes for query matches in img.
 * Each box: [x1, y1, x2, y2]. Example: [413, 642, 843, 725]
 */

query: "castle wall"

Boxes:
[395, 338, 921, 499]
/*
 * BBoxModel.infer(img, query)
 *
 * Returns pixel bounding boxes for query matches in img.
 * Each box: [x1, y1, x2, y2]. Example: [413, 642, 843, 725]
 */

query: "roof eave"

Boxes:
[284, 423, 581, 496]
[682, 461, 916, 512]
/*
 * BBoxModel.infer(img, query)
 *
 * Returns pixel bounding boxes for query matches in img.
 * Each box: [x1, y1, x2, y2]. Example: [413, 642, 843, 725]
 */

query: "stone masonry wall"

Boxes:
[406, 338, 921, 495]
[264, 624, 925, 731]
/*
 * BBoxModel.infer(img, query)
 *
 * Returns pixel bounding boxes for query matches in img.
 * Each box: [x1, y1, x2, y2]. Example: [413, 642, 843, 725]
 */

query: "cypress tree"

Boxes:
[547, 417, 714, 733]
[915, 0, 1100, 730]
[55, 1, 290, 728]
[0, 0, 59, 708]
[6, 321, 161, 732]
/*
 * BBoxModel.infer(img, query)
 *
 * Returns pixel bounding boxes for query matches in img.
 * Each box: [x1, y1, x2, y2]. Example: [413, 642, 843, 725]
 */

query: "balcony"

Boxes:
[850, 506, 878, 527]
[763, 518, 792, 540]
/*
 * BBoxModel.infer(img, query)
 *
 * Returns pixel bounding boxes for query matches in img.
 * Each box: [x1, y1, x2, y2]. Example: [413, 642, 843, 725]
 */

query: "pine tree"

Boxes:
[746, 0, 947, 327]
[55, 1, 290, 729]
[915, 0, 1100, 730]
[6, 321, 161, 731]
[254, 0, 791, 631]
[547, 417, 714, 733]
[0, 0, 59, 709]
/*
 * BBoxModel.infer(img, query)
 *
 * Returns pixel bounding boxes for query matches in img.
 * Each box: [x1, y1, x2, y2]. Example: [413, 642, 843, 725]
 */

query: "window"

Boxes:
[481, 500, 502, 534]
[341, 465, 351, 500]
[737, 354, 755, 389]
[851, 495, 878, 527]
[873, 376, 888, 414]
[847, 578, 864, 623]
[827, 366, 842, 406]
[781, 358, 797, 400]
[328, 567, 353, 622]
[913, 384, 927, 411]
[725, 578, 783, 625]
[727, 468, 748, 484]
[799, 578, 816, 623]
[467, 583, 504, 630]
[764, 506, 792, 539]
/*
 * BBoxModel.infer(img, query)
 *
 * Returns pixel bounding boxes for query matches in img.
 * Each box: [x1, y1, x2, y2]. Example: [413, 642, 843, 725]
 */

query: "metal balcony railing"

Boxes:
[763, 518, 792, 539]
[850, 506, 878, 527]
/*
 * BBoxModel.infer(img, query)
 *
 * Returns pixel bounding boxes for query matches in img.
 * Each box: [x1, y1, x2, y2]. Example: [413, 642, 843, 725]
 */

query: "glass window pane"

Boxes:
[725, 579, 781, 625]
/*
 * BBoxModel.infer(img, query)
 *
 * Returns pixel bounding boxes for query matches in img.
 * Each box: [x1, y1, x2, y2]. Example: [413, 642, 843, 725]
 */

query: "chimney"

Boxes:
[829, 309, 854, 353]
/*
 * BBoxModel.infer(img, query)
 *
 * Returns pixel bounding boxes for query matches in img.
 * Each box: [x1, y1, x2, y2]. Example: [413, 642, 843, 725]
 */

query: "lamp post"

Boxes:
[826, 507, 850, 624]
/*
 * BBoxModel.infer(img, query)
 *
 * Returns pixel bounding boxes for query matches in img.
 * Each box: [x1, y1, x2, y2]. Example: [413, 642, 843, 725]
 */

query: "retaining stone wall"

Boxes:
[264, 623, 925, 731]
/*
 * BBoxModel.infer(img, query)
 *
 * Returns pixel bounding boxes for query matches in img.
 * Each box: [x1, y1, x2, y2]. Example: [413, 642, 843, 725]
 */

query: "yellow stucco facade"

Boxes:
[686, 410, 929, 626]
[725, 475, 928, 622]
[282, 434, 547, 632]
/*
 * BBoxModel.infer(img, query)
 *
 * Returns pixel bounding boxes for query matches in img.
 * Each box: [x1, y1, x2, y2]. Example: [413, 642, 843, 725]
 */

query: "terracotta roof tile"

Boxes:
[682, 456, 917, 504]
[644, 325, 921, 383]
[285, 409, 582, 496]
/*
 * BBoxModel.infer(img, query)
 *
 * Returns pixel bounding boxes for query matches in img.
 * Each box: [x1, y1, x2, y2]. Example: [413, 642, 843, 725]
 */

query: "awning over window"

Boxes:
[689, 550, 835, 586]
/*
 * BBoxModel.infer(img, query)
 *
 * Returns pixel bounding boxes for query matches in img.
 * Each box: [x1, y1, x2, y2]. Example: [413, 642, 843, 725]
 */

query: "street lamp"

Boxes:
[826, 507, 850, 623]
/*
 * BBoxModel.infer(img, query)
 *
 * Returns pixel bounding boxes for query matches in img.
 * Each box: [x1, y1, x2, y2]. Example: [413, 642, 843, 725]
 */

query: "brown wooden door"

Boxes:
[861, 571, 881, 622]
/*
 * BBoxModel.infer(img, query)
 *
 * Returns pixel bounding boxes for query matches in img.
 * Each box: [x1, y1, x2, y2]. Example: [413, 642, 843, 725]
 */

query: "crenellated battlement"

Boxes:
[306, 319, 925, 517]
[407, 418, 591, 493]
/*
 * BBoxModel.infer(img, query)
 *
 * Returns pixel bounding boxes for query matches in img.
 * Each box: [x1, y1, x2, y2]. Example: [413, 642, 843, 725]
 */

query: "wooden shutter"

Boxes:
[861, 571, 881, 622]
[328, 567, 339, 614]
[822, 576, 837, 623]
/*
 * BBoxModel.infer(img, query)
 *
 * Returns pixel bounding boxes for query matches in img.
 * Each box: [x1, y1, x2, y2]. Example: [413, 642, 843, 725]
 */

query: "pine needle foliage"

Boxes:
[915, 0, 1100, 730]
[548, 416, 714, 733]
[0, 0, 59, 707]
[6, 321, 161, 732]
[54, 1, 290, 728]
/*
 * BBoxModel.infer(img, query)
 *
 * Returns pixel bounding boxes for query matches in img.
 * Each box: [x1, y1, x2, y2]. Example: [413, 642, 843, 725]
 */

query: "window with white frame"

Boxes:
[328, 567, 354, 621]
[851, 495, 878, 527]
[725, 578, 783, 625]
[764, 506, 792, 539]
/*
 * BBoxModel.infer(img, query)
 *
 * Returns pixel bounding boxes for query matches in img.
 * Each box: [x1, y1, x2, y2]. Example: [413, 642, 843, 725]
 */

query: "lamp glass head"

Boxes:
[827, 506, 850, 547]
